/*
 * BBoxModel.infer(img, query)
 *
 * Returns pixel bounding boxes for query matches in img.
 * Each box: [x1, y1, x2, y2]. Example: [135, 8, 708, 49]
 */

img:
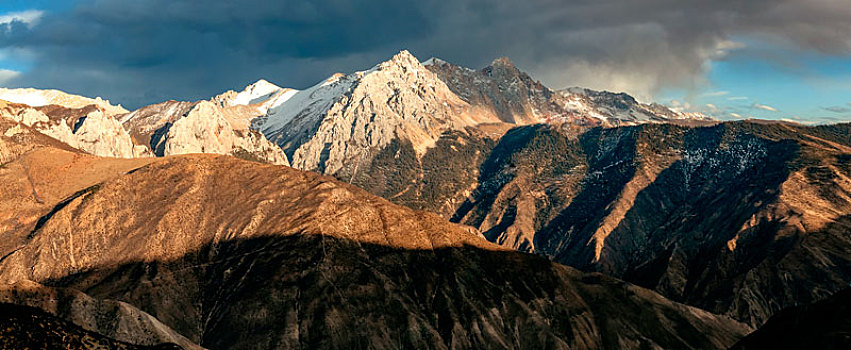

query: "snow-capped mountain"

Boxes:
[560, 87, 713, 124]
[424, 56, 711, 126]
[0, 88, 128, 116]
[246, 50, 711, 176]
[1, 50, 711, 170]
[211, 79, 299, 115]
[252, 50, 487, 175]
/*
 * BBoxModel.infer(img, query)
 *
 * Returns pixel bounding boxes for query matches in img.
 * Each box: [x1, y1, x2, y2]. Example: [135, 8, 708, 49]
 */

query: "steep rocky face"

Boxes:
[0, 100, 139, 158]
[0, 147, 749, 350]
[730, 287, 851, 350]
[343, 127, 501, 217]
[0, 102, 82, 164]
[0, 87, 128, 116]
[427, 121, 851, 327]
[424, 57, 572, 125]
[560, 87, 713, 124]
[121, 100, 288, 165]
[0, 302, 183, 350]
[255, 50, 486, 175]
[424, 57, 709, 126]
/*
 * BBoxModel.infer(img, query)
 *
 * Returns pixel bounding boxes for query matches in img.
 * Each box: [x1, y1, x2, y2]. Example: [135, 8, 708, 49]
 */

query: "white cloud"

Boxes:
[753, 103, 778, 112]
[0, 10, 44, 29]
[702, 90, 729, 97]
[727, 96, 749, 101]
[730, 113, 744, 119]
[0, 69, 21, 84]
[711, 40, 746, 59]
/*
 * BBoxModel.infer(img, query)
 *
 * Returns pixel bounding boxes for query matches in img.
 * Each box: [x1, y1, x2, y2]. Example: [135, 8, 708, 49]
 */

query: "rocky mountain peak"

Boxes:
[421, 57, 449, 67]
[489, 56, 516, 68]
[376, 49, 425, 72]
[483, 57, 521, 76]
[255, 50, 481, 175]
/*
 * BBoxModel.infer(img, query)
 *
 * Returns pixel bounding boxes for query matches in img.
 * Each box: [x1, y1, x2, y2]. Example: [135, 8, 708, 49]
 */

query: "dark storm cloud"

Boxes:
[0, 0, 849, 108]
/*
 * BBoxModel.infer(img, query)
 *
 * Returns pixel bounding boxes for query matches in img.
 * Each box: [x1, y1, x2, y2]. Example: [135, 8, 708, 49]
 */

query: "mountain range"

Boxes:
[0, 49, 848, 349]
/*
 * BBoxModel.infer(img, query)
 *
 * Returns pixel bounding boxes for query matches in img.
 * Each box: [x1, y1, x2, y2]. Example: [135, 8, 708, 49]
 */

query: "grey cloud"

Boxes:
[0, 0, 849, 108]
[822, 106, 851, 113]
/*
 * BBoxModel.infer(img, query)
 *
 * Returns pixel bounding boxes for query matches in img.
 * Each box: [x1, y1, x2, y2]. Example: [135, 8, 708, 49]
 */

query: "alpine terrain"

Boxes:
[0, 49, 847, 349]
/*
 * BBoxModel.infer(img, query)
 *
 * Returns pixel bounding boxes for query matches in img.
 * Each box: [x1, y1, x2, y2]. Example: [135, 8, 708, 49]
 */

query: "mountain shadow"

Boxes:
[731, 287, 851, 350]
[0, 302, 183, 350]
[41, 234, 749, 350]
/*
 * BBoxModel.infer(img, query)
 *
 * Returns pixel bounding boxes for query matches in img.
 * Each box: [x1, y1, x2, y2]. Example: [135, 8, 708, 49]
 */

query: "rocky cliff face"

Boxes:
[120, 100, 288, 165]
[424, 57, 569, 125]
[424, 57, 709, 126]
[0, 101, 139, 158]
[254, 50, 485, 175]
[0, 146, 749, 350]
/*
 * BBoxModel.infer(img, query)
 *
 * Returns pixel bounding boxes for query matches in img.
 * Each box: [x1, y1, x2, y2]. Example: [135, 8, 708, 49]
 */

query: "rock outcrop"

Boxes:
[120, 100, 288, 165]
[0, 101, 138, 158]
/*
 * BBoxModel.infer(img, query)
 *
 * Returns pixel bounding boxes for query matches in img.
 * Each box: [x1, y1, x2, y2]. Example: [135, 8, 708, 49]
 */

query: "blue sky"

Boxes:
[0, 0, 849, 124]
[659, 42, 851, 123]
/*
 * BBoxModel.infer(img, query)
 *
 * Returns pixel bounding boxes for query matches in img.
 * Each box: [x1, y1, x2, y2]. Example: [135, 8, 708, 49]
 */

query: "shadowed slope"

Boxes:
[359, 121, 851, 327]
[730, 287, 851, 350]
[46, 235, 749, 350]
[0, 302, 182, 350]
[0, 149, 749, 349]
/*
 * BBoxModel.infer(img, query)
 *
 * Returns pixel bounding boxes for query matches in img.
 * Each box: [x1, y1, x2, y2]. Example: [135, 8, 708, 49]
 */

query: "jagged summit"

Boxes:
[421, 57, 448, 66]
[249, 50, 716, 175]
[558, 86, 712, 122]
[378, 49, 421, 69]
[254, 50, 479, 174]
[488, 56, 516, 68]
